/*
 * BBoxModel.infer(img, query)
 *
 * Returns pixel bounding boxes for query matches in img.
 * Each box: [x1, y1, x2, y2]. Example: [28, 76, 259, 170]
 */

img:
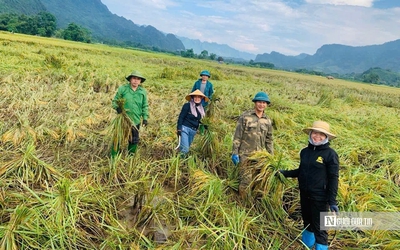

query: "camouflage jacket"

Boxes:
[232, 109, 273, 157]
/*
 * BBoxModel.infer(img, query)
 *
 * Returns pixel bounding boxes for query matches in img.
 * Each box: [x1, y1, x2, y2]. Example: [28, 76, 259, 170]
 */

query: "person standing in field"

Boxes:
[231, 91, 274, 199]
[191, 70, 214, 108]
[111, 70, 149, 156]
[177, 89, 209, 157]
[279, 121, 339, 250]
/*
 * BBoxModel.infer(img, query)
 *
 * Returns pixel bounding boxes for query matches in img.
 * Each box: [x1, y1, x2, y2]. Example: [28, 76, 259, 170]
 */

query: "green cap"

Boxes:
[252, 91, 270, 104]
[126, 70, 146, 82]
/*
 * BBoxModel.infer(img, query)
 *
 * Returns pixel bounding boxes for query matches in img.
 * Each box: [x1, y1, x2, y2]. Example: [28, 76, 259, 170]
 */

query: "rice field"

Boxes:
[1, 31, 400, 250]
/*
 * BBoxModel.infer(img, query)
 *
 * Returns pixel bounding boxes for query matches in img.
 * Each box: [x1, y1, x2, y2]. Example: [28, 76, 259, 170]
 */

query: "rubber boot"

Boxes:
[199, 124, 205, 135]
[179, 152, 188, 159]
[315, 243, 328, 250]
[301, 229, 316, 249]
[128, 143, 138, 155]
[111, 145, 119, 158]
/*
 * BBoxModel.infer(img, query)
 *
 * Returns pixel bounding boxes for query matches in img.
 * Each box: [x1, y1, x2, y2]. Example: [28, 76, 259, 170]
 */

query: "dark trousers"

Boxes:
[111, 124, 140, 157]
[129, 124, 141, 145]
[300, 194, 329, 245]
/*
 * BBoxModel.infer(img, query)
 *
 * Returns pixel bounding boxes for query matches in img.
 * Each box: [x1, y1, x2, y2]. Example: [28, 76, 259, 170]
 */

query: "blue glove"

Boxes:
[330, 205, 339, 213]
[231, 154, 239, 165]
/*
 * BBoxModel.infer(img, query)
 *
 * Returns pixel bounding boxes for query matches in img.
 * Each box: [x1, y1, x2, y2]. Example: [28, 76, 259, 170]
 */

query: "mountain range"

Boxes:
[1, 0, 399, 75]
[255, 40, 400, 74]
[178, 36, 256, 61]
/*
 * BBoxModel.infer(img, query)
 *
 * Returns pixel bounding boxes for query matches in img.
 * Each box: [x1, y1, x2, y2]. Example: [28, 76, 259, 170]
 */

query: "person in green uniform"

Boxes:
[111, 70, 149, 156]
[231, 91, 274, 199]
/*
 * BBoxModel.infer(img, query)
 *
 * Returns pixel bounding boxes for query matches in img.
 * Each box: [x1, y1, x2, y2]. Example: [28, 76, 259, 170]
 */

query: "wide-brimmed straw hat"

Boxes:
[303, 121, 336, 139]
[185, 89, 210, 102]
[126, 70, 146, 82]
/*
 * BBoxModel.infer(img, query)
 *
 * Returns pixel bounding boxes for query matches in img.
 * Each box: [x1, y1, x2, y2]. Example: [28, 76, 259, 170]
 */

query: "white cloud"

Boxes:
[127, 0, 177, 9]
[305, 0, 374, 7]
[100, 0, 400, 55]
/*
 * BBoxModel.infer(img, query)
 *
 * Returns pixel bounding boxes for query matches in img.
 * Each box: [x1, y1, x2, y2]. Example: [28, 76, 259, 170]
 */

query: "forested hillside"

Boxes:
[0, 0, 185, 52]
[40, 0, 185, 52]
[0, 0, 46, 14]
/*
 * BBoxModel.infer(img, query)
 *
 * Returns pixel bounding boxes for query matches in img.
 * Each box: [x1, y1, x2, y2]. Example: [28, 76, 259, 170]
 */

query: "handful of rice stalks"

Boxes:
[248, 151, 291, 220]
[110, 98, 134, 151]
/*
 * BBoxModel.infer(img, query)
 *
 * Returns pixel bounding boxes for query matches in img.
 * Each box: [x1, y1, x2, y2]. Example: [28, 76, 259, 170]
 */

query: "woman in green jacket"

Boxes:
[191, 70, 214, 108]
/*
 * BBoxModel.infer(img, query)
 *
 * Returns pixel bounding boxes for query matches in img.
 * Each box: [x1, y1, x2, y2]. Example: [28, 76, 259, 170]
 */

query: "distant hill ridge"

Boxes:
[0, 0, 46, 14]
[255, 40, 400, 74]
[178, 36, 256, 61]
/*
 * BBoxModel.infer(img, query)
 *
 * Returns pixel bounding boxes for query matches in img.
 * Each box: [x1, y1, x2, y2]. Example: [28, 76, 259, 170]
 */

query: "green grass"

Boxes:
[1, 31, 400, 249]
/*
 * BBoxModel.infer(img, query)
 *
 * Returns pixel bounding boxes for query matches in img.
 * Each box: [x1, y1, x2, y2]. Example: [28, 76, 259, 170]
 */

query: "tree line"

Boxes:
[287, 67, 400, 87]
[179, 48, 224, 62]
[0, 12, 91, 43]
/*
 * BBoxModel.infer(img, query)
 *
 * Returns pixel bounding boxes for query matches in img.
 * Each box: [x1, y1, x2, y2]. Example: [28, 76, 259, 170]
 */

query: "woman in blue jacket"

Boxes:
[280, 121, 339, 250]
[177, 90, 209, 156]
[191, 70, 214, 108]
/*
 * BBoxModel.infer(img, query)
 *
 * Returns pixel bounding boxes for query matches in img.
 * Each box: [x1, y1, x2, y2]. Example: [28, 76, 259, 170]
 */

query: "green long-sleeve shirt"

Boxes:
[112, 84, 149, 125]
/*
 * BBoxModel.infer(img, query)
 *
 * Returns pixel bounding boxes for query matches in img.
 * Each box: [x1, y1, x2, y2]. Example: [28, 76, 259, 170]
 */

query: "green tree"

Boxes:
[62, 23, 91, 43]
[0, 12, 56, 37]
[0, 13, 16, 31]
[363, 73, 380, 84]
[16, 14, 37, 35]
[249, 61, 274, 69]
[35, 12, 57, 37]
[181, 48, 195, 58]
[209, 53, 216, 60]
[198, 50, 208, 59]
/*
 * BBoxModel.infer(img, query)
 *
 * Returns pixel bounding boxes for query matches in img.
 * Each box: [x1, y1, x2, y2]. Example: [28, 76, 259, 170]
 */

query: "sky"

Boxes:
[100, 0, 400, 56]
